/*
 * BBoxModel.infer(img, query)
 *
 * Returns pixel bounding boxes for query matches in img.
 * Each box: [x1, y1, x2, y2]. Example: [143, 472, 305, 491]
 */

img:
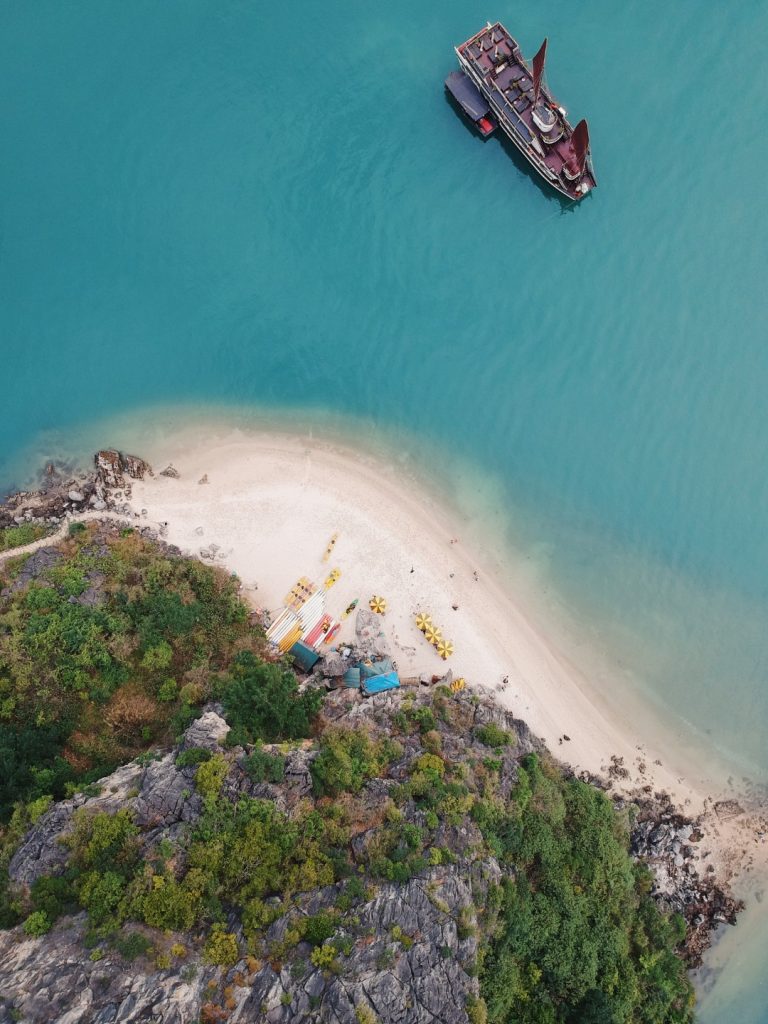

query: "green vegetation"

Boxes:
[0, 529, 698, 1022]
[476, 754, 694, 1023]
[311, 726, 401, 797]
[242, 745, 285, 784]
[0, 523, 265, 817]
[222, 652, 323, 746]
[0, 522, 52, 553]
[475, 723, 513, 748]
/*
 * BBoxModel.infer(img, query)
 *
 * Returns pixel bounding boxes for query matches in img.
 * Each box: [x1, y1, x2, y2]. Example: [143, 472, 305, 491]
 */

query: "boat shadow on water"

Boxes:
[443, 90, 586, 214]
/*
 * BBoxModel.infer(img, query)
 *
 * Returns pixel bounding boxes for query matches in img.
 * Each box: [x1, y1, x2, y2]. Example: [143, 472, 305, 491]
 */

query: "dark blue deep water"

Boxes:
[1, 2, 767, 1017]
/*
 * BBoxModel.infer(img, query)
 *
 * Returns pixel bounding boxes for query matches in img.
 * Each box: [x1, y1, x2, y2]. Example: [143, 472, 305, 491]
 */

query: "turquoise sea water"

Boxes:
[1, 1, 767, 1017]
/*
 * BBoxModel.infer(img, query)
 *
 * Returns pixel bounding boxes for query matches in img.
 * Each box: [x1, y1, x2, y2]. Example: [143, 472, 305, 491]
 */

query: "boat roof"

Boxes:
[444, 70, 490, 121]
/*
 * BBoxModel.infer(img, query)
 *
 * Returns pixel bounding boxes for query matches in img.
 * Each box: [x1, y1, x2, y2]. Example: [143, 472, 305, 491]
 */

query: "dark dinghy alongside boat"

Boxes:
[445, 22, 596, 200]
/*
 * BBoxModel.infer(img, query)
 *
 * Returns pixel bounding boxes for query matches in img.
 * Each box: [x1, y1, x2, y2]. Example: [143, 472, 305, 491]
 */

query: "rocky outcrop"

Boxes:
[0, 679, 742, 1022]
[8, 761, 144, 890]
[354, 609, 390, 661]
[630, 798, 743, 966]
[0, 450, 152, 535]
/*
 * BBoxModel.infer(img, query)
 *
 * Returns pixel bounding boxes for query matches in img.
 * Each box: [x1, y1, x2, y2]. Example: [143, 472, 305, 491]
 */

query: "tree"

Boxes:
[222, 653, 322, 744]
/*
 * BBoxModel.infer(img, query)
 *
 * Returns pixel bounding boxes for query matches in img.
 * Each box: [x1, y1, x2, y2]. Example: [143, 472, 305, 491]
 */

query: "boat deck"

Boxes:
[457, 24, 596, 199]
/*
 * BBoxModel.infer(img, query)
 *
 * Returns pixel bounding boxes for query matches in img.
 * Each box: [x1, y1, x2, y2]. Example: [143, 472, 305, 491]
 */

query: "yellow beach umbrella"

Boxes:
[430, 627, 443, 646]
[437, 639, 454, 660]
[369, 595, 387, 614]
[424, 624, 439, 644]
[415, 612, 432, 632]
[450, 677, 466, 693]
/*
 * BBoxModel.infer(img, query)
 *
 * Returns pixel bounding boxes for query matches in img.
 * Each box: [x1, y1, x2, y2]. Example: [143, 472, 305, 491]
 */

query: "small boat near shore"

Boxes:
[445, 22, 596, 200]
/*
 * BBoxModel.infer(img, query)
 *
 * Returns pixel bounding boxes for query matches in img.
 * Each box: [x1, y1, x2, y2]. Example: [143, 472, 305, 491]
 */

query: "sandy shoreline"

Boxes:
[118, 429, 713, 806]
[4, 423, 768, 989]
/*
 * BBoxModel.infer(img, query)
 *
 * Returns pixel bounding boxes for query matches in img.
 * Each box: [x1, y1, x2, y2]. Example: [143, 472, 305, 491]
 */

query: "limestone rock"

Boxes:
[8, 761, 143, 890]
[94, 449, 124, 488]
[318, 652, 346, 677]
[122, 454, 152, 480]
[355, 608, 390, 660]
[159, 464, 180, 479]
[179, 710, 230, 751]
[134, 755, 202, 828]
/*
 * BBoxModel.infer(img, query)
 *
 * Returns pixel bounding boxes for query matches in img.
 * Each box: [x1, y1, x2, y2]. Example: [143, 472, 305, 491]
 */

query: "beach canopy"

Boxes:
[415, 612, 432, 632]
[437, 639, 454, 660]
[343, 665, 361, 688]
[361, 670, 401, 697]
[450, 677, 466, 693]
[436, 639, 454, 660]
[288, 640, 321, 673]
[360, 657, 393, 679]
[369, 595, 387, 614]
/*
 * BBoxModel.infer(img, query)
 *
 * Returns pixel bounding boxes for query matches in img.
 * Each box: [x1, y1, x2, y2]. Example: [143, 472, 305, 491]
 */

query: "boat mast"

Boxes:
[532, 38, 548, 107]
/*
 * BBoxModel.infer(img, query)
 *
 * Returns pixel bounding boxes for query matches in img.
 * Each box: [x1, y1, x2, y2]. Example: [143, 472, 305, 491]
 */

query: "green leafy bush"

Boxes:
[175, 747, 212, 768]
[203, 925, 239, 966]
[478, 754, 695, 1024]
[311, 727, 393, 797]
[222, 652, 323, 744]
[475, 724, 513, 748]
[242, 746, 285, 784]
[194, 753, 228, 801]
[22, 910, 51, 936]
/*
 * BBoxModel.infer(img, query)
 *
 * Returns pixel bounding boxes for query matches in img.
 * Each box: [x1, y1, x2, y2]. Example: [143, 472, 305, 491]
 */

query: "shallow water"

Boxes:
[1, 1, 767, 1017]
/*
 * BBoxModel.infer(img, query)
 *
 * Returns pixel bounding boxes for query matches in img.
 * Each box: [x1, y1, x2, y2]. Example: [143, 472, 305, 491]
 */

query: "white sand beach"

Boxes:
[121, 427, 730, 816]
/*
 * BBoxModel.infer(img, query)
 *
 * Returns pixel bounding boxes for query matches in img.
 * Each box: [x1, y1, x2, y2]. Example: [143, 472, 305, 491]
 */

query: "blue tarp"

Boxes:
[361, 671, 400, 697]
[343, 666, 361, 688]
[288, 640, 320, 673]
[360, 657, 393, 679]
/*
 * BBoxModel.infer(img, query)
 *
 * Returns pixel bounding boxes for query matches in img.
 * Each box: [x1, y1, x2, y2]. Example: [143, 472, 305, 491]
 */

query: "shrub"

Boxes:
[413, 753, 445, 779]
[304, 910, 338, 946]
[310, 944, 338, 971]
[242, 746, 285, 784]
[114, 930, 153, 960]
[176, 747, 212, 768]
[68, 809, 140, 874]
[311, 727, 392, 797]
[157, 679, 178, 702]
[466, 995, 488, 1024]
[475, 723, 512, 748]
[22, 910, 51, 936]
[203, 925, 239, 966]
[195, 753, 229, 801]
[410, 706, 436, 733]
[222, 652, 323, 744]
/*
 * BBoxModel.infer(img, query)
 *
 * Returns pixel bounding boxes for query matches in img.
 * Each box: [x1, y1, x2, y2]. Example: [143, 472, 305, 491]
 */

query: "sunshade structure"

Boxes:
[437, 639, 454, 660]
[415, 612, 432, 632]
[369, 595, 387, 614]
[450, 677, 466, 693]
